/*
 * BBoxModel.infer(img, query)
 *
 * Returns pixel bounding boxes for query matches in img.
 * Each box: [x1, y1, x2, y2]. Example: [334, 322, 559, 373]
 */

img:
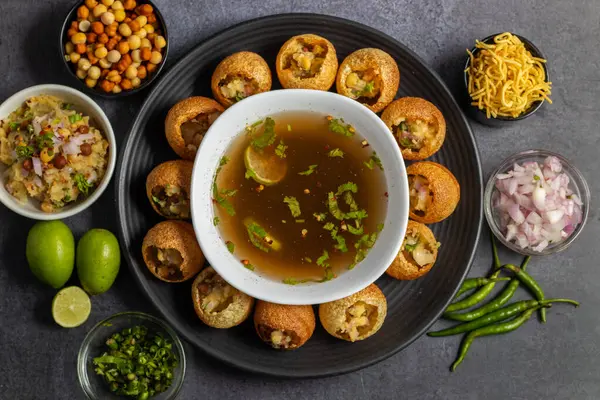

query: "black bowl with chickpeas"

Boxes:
[59, 0, 169, 98]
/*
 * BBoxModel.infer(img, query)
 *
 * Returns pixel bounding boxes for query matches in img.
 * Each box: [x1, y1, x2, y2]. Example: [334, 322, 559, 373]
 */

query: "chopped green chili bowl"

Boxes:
[78, 312, 186, 400]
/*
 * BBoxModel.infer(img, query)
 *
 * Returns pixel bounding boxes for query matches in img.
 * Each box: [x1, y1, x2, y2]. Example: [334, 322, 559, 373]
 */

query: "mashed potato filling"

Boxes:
[287, 41, 327, 78]
[148, 246, 184, 280]
[219, 75, 256, 102]
[151, 184, 190, 218]
[180, 112, 221, 152]
[198, 274, 236, 313]
[345, 69, 381, 100]
[403, 232, 436, 267]
[336, 301, 378, 341]
[256, 325, 295, 349]
[395, 119, 436, 150]
[409, 175, 432, 216]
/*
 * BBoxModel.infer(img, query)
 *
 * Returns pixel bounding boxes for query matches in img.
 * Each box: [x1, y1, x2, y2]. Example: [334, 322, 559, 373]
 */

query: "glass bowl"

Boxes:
[463, 33, 549, 127]
[484, 149, 590, 256]
[77, 312, 186, 400]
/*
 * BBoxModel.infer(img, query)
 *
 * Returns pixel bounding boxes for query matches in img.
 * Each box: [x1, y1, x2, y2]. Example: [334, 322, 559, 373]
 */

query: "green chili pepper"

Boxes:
[444, 256, 531, 321]
[429, 298, 578, 337]
[454, 277, 511, 299]
[450, 305, 545, 371]
[500, 263, 547, 323]
[445, 234, 505, 311]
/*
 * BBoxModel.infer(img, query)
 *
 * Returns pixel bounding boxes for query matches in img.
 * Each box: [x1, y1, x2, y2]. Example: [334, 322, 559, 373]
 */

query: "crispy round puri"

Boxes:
[165, 96, 224, 160]
[254, 301, 315, 350]
[386, 220, 439, 280]
[192, 266, 254, 329]
[146, 160, 194, 219]
[406, 161, 460, 224]
[211, 51, 272, 108]
[142, 221, 204, 283]
[319, 284, 387, 342]
[336, 48, 400, 113]
[275, 34, 338, 90]
[381, 97, 446, 160]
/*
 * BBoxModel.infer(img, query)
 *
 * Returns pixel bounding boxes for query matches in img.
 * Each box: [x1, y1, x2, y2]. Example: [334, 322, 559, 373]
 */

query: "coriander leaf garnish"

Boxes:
[317, 250, 330, 267]
[9, 122, 20, 131]
[323, 222, 335, 231]
[283, 196, 301, 218]
[327, 192, 345, 220]
[304, 257, 312, 263]
[15, 145, 34, 158]
[364, 152, 383, 170]
[244, 263, 255, 271]
[347, 224, 364, 235]
[287, 124, 292, 132]
[405, 243, 417, 252]
[212, 183, 236, 216]
[61, 103, 73, 110]
[250, 117, 276, 150]
[152, 195, 162, 204]
[328, 148, 344, 158]
[334, 235, 348, 253]
[74, 173, 93, 196]
[344, 191, 358, 211]
[399, 137, 417, 149]
[275, 139, 287, 158]
[226, 241, 235, 254]
[246, 221, 270, 252]
[245, 167, 257, 180]
[295, 219, 305, 223]
[283, 277, 306, 285]
[360, 81, 374, 96]
[313, 212, 327, 222]
[337, 182, 358, 195]
[328, 117, 355, 137]
[219, 188, 238, 198]
[298, 164, 318, 176]
[321, 268, 335, 282]
[377, 223, 384, 232]
[216, 156, 229, 174]
[345, 209, 368, 220]
[213, 216, 220, 226]
[35, 132, 54, 150]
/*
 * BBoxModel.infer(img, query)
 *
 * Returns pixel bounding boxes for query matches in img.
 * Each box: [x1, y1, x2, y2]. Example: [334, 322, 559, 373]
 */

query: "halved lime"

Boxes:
[52, 286, 91, 328]
[244, 145, 287, 186]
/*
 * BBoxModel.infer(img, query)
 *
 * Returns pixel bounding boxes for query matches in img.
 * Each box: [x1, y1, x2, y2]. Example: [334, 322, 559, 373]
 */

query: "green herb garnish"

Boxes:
[74, 173, 93, 196]
[321, 268, 335, 282]
[364, 152, 383, 170]
[313, 212, 327, 222]
[328, 118, 354, 137]
[61, 103, 73, 110]
[323, 222, 335, 231]
[63, 194, 72, 202]
[399, 137, 417, 149]
[68, 113, 82, 124]
[9, 122, 20, 131]
[298, 164, 318, 176]
[360, 81, 374, 96]
[316, 250, 330, 268]
[328, 148, 344, 158]
[287, 124, 292, 132]
[235, 94, 245, 102]
[15, 145, 34, 158]
[327, 192, 345, 220]
[304, 257, 312, 263]
[377, 223, 384, 232]
[295, 219, 305, 223]
[36, 133, 54, 149]
[336, 182, 358, 195]
[283, 277, 307, 285]
[334, 235, 348, 253]
[226, 241, 235, 254]
[405, 243, 417, 252]
[245, 168, 257, 180]
[283, 196, 301, 218]
[347, 224, 364, 235]
[151, 195, 162, 204]
[246, 221, 270, 253]
[213, 216, 220, 226]
[250, 117, 276, 150]
[212, 183, 236, 216]
[275, 139, 287, 158]
[93, 326, 178, 399]
[244, 263, 255, 271]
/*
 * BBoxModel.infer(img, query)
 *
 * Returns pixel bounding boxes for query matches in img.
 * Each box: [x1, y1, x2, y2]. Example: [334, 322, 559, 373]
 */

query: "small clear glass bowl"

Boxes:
[77, 312, 186, 400]
[484, 149, 590, 256]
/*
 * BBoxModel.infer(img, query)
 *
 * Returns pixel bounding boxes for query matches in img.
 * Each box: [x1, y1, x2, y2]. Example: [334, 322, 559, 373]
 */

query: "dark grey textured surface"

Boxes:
[0, 0, 598, 399]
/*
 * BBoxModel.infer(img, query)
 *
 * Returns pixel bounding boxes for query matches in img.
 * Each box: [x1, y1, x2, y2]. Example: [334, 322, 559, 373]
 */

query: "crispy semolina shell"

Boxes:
[406, 161, 460, 224]
[141, 221, 204, 283]
[145, 160, 194, 219]
[386, 220, 439, 280]
[191, 266, 254, 329]
[254, 301, 315, 350]
[336, 48, 400, 113]
[381, 97, 446, 160]
[164, 97, 224, 160]
[319, 283, 387, 342]
[211, 52, 272, 108]
[275, 34, 338, 90]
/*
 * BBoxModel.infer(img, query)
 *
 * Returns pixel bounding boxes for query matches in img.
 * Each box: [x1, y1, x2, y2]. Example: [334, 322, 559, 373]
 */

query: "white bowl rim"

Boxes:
[0, 84, 117, 220]
[190, 89, 409, 305]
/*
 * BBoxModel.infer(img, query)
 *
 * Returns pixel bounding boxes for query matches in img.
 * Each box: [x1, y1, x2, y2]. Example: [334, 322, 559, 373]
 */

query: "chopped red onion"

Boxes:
[33, 176, 43, 187]
[494, 156, 584, 252]
[32, 157, 42, 176]
[62, 140, 80, 155]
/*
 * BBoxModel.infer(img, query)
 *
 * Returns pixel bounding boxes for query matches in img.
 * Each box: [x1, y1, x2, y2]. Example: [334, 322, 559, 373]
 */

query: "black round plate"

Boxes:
[116, 13, 482, 378]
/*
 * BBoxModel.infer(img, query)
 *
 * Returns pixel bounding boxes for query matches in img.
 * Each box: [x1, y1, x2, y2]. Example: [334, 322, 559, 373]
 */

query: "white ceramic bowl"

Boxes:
[0, 84, 116, 220]
[190, 90, 408, 305]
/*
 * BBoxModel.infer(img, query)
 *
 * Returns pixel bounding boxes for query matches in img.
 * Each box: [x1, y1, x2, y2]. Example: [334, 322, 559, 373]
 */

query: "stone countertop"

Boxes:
[0, 0, 598, 398]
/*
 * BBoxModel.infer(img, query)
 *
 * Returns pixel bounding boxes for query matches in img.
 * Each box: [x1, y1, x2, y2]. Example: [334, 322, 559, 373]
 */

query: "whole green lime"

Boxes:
[26, 220, 75, 289]
[76, 229, 121, 295]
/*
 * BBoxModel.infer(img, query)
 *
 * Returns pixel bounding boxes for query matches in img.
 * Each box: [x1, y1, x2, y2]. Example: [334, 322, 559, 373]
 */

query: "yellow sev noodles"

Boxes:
[466, 32, 552, 118]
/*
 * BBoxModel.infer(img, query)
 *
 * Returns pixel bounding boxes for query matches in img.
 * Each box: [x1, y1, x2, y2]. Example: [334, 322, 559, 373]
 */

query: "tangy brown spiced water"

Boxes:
[213, 111, 387, 283]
